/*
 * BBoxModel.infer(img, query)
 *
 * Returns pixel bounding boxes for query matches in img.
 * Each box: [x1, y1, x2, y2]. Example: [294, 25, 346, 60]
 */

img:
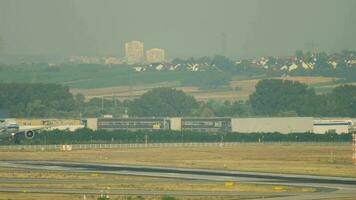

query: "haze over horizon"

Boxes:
[0, 0, 356, 59]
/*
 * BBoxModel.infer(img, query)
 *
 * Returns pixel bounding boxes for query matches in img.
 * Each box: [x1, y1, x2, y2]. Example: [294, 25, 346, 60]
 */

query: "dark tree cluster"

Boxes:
[128, 88, 199, 117]
[0, 83, 78, 117]
[249, 79, 356, 117]
[4, 128, 352, 145]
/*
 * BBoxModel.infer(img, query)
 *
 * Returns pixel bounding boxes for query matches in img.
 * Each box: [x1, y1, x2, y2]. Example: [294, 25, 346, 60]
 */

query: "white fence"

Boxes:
[0, 142, 348, 152]
[0, 142, 232, 151]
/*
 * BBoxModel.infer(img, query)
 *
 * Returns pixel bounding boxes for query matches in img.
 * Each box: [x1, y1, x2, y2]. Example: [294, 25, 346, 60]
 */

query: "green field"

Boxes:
[0, 64, 238, 89]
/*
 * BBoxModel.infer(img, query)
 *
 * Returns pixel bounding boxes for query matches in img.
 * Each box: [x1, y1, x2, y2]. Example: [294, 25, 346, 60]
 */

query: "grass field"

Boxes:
[0, 143, 352, 200]
[0, 167, 309, 200]
[0, 65, 231, 89]
[0, 143, 355, 178]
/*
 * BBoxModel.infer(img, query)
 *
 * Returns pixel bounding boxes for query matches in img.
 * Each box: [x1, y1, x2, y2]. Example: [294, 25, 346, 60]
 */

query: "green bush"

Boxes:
[161, 196, 176, 200]
[97, 196, 110, 200]
[2, 128, 352, 145]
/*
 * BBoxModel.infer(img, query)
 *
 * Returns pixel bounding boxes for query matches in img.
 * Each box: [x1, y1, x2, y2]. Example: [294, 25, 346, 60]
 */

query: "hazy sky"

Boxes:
[0, 0, 355, 59]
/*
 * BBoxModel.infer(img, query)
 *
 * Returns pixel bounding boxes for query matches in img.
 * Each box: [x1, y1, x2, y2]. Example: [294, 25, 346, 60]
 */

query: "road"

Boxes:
[1, 160, 356, 199]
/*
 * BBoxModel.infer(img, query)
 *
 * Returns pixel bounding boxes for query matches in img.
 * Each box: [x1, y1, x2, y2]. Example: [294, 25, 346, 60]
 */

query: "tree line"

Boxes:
[249, 79, 356, 117]
[1, 80, 355, 118]
[0, 83, 80, 118]
[127, 81, 356, 118]
[1, 128, 352, 145]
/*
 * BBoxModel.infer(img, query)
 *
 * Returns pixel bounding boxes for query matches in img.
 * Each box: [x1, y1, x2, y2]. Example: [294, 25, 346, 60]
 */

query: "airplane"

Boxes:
[0, 119, 51, 143]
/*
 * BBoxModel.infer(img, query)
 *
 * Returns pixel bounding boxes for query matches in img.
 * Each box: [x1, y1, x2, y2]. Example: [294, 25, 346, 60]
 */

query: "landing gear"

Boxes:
[11, 133, 21, 144]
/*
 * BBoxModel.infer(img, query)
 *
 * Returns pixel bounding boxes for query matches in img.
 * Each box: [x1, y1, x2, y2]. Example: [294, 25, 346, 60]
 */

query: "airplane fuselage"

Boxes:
[0, 120, 38, 142]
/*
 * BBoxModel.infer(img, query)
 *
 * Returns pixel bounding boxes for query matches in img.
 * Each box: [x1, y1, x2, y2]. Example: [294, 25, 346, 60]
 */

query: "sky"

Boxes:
[0, 0, 355, 59]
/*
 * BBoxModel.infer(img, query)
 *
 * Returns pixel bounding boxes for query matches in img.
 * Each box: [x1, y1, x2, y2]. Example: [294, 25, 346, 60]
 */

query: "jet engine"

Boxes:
[24, 130, 35, 139]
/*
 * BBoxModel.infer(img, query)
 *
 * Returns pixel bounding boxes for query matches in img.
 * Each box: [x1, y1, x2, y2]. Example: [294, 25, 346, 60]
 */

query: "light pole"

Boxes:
[352, 134, 356, 165]
[330, 135, 334, 163]
[101, 96, 104, 113]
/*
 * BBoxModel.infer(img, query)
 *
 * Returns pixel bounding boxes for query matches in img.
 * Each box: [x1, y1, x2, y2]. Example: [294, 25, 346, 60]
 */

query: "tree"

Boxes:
[0, 83, 78, 117]
[267, 56, 277, 66]
[211, 55, 234, 71]
[328, 85, 356, 117]
[171, 58, 186, 65]
[314, 52, 330, 69]
[75, 93, 85, 111]
[192, 106, 215, 117]
[295, 50, 304, 61]
[129, 88, 198, 117]
[304, 51, 313, 62]
[26, 100, 47, 117]
[249, 79, 315, 116]
[236, 59, 252, 71]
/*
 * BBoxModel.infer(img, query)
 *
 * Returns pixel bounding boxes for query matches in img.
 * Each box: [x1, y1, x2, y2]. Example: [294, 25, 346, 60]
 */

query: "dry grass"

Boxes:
[321, 198, 356, 200]
[0, 168, 153, 181]
[0, 193, 265, 200]
[229, 76, 338, 100]
[70, 81, 179, 101]
[229, 76, 336, 88]
[0, 143, 355, 178]
[0, 193, 85, 200]
[274, 76, 337, 85]
[71, 81, 242, 102]
[192, 91, 247, 101]
[0, 182, 313, 193]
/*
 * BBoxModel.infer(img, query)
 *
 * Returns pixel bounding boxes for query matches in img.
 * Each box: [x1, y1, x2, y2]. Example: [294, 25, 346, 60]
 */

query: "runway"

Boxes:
[1, 160, 356, 199]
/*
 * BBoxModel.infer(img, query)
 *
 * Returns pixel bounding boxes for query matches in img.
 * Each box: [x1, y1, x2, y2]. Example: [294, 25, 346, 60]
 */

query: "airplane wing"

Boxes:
[18, 125, 53, 133]
[0, 125, 54, 140]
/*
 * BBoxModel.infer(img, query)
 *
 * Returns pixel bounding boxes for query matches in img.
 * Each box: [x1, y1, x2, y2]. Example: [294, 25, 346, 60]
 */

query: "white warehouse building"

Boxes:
[231, 117, 314, 134]
[313, 118, 354, 134]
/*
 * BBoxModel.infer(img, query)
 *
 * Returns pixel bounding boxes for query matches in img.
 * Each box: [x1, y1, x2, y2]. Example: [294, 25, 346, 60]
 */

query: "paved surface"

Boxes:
[1, 160, 356, 199]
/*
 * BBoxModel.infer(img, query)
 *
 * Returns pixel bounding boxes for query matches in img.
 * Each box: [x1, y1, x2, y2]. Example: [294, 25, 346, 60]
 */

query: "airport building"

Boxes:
[94, 117, 231, 133]
[4, 117, 355, 134]
[180, 118, 231, 132]
[313, 118, 354, 134]
[146, 48, 165, 63]
[231, 117, 314, 134]
[88, 117, 355, 134]
[125, 41, 144, 64]
[97, 117, 170, 131]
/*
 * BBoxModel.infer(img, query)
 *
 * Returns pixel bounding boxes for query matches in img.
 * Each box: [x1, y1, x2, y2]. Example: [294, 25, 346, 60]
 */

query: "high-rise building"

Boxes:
[146, 48, 165, 63]
[125, 41, 144, 64]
